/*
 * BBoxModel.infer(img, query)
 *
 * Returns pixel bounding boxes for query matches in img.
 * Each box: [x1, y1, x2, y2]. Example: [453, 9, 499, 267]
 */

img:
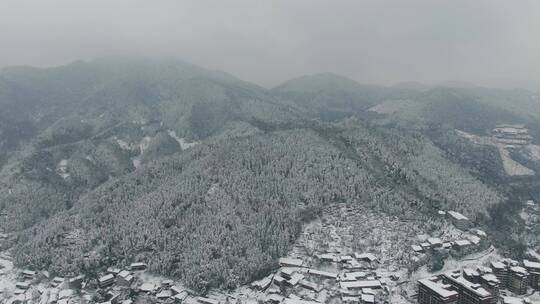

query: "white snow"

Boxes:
[167, 130, 199, 150]
[206, 183, 220, 196]
[0, 255, 16, 298]
[368, 99, 419, 115]
[456, 129, 535, 176]
[527, 249, 540, 260]
[130, 136, 153, 169]
[139, 136, 152, 154]
[56, 159, 70, 179]
[526, 144, 540, 162]
[116, 138, 133, 150]
[132, 157, 141, 169]
[496, 144, 534, 176]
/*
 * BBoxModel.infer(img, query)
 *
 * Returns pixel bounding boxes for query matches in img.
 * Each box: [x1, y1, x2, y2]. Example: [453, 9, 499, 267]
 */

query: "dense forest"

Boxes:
[9, 123, 505, 291]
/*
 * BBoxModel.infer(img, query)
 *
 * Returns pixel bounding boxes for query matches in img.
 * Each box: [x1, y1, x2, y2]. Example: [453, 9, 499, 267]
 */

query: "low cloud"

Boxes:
[1, 0, 539, 90]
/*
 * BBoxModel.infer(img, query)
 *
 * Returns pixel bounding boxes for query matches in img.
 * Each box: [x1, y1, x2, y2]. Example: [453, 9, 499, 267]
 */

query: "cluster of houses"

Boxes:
[244, 204, 420, 304]
[249, 254, 394, 304]
[416, 258, 540, 304]
[1, 262, 224, 304]
[491, 125, 533, 146]
[411, 211, 487, 255]
[410, 231, 486, 255]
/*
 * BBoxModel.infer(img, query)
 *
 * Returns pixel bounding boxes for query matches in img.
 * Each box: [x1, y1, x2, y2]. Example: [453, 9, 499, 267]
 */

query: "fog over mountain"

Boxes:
[1, 0, 540, 90]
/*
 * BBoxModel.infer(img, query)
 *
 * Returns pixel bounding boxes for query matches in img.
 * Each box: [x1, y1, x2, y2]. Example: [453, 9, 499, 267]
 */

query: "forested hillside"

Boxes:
[11, 122, 504, 292]
[0, 58, 539, 292]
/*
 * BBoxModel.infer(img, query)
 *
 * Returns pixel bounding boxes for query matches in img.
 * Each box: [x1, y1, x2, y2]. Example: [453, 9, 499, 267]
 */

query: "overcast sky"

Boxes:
[1, 0, 540, 90]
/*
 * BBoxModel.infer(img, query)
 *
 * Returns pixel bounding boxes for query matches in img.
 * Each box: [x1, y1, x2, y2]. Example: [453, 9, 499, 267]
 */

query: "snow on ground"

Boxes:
[116, 138, 134, 150]
[527, 292, 540, 303]
[0, 254, 16, 296]
[455, 130, 493, 145]
[496, 144, 535, 176]
[528, 249, 540, 260]
[368, 99, 419, 115]
[139, 136, 152, 154]
[526, 144, 540, 162]
[56, 159, 70, 179]
[521, 210, 534, 222]
[58, 159, 68, 168]
[132, 157, 141, 169]
[456, 129, 535, 176]
[131, 136, 153, 168]
[167, 130, 199, 150]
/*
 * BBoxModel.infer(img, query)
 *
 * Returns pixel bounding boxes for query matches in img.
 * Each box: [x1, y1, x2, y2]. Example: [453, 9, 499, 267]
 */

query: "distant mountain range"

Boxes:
[0, 58, 539, 292]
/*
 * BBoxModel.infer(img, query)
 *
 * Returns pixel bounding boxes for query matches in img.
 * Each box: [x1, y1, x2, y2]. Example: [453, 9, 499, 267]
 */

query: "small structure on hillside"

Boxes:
[139, 283, 156, 293]
[21, 270, 36, 280]
[340, 280, 382, 290]
[130, 262, 147, 271]
[427, 238, 443, 248]
[279, 258, 303, 268]
[157, 290, 172, 300]
[411, 245, 424, 253]
[117, 270, 134, 286]
[68, 275, 85, 288]
[197, 297, 220, 304]
[51, 277, 65, 288]
[447, 211, 471, 230]
[492, 124, 532, 145]
[307, 269, 338, 279]
[15, 282, 30, 290]
[98, 274, 115, 288]
[251, 275, 272, 290]
[354, 253, 378, 263]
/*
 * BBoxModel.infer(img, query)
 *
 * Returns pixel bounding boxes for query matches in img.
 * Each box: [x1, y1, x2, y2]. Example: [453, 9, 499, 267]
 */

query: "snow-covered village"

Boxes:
[1, 202, 538, 304]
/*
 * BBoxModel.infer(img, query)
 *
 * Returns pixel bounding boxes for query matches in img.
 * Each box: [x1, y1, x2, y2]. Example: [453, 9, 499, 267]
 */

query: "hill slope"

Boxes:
[12, 122, 505, 291]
